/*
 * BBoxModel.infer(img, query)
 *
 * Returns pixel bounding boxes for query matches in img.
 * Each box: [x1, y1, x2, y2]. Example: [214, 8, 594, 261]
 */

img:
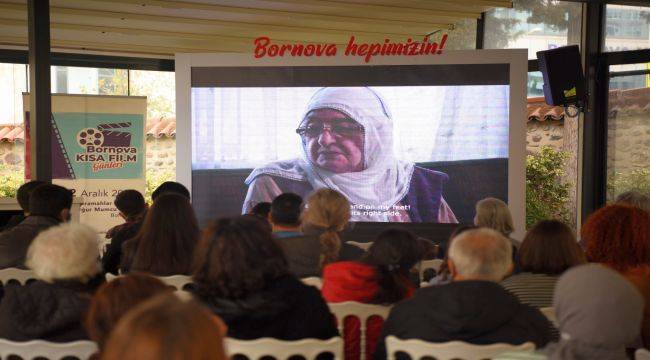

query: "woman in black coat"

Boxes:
[192, 216, 338, 340]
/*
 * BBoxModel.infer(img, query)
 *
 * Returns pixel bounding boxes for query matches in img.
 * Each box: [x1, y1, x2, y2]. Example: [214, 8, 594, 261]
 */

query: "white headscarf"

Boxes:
[246, 87, 414, 221]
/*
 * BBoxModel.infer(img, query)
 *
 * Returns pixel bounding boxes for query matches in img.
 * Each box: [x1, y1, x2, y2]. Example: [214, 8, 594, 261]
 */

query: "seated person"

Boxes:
[250, 201, 271, 220]
[277, 188, 364, 278]
[85, 273, 172, 357]
[191, 216, 338, 341]
[1, 180, 45, 231]
[615, 190, 649, 212]
[322, 228, 422, 360]
[474, 197, 520, 271]
[0, 184, 73, 269]
[102, 294, 228, 360]
[151, 181, 190, 201]
[0, 223, 103, 341]
[501, 220, 585, 308]
[375, 228, 552, 360]
[269, 193, 303, 238]
[121, 193, 199, 276]
[102, 190, 147, 275]
[243, 87, 457, 223]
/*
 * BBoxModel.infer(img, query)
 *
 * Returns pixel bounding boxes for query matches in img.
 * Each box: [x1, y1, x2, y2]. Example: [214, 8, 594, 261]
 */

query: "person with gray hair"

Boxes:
[615, 190, 650, 212]
[0, 223, 103, 342]
[374, 228, 552, 360]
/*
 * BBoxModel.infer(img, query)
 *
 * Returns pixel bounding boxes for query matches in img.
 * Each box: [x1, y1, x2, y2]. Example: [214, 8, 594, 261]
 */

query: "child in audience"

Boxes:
[581, 204, 650, 348]
[85, 273, 172, 356]
[101, 294, 228, 360]
[0, 223, 103, 342]
[120, 193, 199, 275]
[191, 216, 338, 340]
[321, 228, 422, 360]
[102, 190, 147, 275]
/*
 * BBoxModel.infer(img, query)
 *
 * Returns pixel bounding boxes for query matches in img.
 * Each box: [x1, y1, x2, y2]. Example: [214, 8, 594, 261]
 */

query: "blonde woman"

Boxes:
[474, 197, 520, 273]
[275, 189, 364, 277]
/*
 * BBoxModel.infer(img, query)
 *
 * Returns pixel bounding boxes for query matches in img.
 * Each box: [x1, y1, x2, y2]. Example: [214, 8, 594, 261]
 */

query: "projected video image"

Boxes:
[192, 85, 509, 223]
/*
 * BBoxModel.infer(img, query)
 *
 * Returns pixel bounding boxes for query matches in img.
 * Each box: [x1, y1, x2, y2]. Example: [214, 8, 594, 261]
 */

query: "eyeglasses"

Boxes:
[295, 123, 364, 138]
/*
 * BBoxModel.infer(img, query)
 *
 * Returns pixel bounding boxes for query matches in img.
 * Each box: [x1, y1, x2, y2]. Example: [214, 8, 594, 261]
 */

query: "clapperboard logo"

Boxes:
[75, 122, 138, 172]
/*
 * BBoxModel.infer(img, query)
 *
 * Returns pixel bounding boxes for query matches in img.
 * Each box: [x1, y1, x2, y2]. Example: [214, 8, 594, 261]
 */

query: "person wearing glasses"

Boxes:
[242, 87, 457, 223]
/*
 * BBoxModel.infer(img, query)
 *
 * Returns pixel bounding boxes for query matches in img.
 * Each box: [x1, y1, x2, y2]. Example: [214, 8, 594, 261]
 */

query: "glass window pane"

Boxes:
[484, 0, 582, 59]
[605, 5, 650, 52]
[50, 66, 128, 95]
[0, 63, 27, 124]
[528, 71, 544, 97]
[445, 18, 477, 50]
[607, 66, 650, 201]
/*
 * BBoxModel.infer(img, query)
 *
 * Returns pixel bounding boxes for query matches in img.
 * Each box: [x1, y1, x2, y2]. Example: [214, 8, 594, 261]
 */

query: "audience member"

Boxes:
[278, 188, 364, 277]
[251, 201, 272, 219]
[102, 190, 147, 274]
[0, 223, 103, 341]
[375, 228, 552, 360]
[0, 184, 73, 269]
[581, 204, 650, 347]
[101, 294, 227, 360]
[322, 228, 422, 360]
[1, 180, 46, 231]
[269, 193, 303, 238]
[428, 225, 477, 285]
[501, 220, 585, 308]
[85, 273, 172, 355]
[150, 181, 190, 201]
[475, 197, 520, 271]
[192, 216, 338, 340]
[121, 193, 199, 275]
[615, 190, 649, 212]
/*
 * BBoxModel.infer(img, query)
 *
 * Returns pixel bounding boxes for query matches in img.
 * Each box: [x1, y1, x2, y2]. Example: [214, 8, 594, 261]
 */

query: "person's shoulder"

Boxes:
[412, 166, 449, 182]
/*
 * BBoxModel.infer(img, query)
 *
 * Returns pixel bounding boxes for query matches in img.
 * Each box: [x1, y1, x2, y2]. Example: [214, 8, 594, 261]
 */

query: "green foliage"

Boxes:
[145, 168, 175, 204]
[0, 164, 24, 198]
[607, 169, 650, 200]
[526, 146, 571, 229]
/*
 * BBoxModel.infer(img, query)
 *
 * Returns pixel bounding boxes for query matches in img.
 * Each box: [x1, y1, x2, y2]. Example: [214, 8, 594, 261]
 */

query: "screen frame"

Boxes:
[175, 50, 528, 239]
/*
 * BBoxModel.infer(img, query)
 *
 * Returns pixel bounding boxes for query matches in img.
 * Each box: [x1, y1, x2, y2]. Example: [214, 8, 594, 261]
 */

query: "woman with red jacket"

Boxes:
[321, 229, 421, 360]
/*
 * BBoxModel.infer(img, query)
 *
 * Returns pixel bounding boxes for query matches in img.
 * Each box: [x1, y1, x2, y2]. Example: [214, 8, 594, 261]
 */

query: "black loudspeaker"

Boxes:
[536, 45, 585, 106]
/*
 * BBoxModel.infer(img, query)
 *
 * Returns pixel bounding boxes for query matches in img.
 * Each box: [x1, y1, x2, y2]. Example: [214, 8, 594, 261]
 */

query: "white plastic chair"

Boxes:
[225, 337, 343, 360]
[105, 273, 193, 290]
[0, 267, 37, 285]
[539, 307, 558, 327]
[347, 241, 372, 251]
[385, 336, 535, 360]
[328, 301, 392, 360]
[302, 276, 323, 289]
[0, 338, 98, 360]
[418, 259, 444, 281]
[637, 348, 650, 360]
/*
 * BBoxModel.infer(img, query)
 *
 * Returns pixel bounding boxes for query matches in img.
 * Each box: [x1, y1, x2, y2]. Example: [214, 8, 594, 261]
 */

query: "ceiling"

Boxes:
[0, 0, 512, 58]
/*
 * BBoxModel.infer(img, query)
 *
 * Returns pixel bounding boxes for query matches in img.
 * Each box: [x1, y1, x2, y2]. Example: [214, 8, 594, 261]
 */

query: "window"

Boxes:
[50, 66, 128, 95]
[604, 5, 650, 51]
[528, 71, 544, 97]
[484, 0, 582, 59]
[445, 18, 477, 50]
[0, 63, 27, 125]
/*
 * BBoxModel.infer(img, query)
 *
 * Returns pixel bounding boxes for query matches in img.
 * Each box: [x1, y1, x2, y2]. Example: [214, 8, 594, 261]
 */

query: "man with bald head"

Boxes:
[374, 228, 552, 360]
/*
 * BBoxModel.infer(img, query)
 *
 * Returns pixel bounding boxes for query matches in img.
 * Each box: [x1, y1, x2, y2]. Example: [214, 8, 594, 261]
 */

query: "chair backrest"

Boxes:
[539, 307, 558, 327]
[418, 259, 444, 282]
[105, 273, 193, 290]
[637, 348, 650, 360]
[225, 337, 343, 360]
[328, 301, 392, 360]
[301, 277, 323, 289]
[347, 241, 372, 251]
[0, 338, 98, 360]
[385, 336, 535, 360]
[0, 267, 37, 285]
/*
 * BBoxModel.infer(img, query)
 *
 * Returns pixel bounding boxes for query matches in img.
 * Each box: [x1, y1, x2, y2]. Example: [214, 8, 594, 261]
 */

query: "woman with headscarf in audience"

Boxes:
[474, 198, 520, 272]
[581, 204, 650, 348]
[101, 294, 228, 360]
[496, 264, 644, 360]
[191, 215, 338, 340]
[85, 273, 172, 357]
[276, 188, 364, 277]
[0, 223, 103, 341]
[501, 220, 586, 308]
[321, 228, 422, 360]
[120, 193, 200, 275]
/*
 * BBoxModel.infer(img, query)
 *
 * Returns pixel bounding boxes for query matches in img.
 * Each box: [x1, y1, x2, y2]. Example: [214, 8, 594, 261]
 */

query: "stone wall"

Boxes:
[607, 111, 650, 174]
[0, 142, 24, 172]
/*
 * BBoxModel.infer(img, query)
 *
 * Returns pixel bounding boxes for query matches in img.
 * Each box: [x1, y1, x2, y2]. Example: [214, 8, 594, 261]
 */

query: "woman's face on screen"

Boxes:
[301, 108, 364, 173]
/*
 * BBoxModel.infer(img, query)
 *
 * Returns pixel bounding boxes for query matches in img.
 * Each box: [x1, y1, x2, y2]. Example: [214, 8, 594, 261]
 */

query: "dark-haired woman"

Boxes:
[120, 193, 200, 275]
[191, 216, 338, 340]
[501, 220, 586, 308]
[321, 229, 421, 360]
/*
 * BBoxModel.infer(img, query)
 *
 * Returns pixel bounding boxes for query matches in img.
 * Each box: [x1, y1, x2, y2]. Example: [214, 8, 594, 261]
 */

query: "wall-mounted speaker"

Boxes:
[537, 45, 585, 107]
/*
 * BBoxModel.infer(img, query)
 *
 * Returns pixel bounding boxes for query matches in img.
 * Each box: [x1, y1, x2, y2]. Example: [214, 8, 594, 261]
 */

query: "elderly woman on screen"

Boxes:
[0, 223, 103, 342]
[242, 86, 457, 223]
